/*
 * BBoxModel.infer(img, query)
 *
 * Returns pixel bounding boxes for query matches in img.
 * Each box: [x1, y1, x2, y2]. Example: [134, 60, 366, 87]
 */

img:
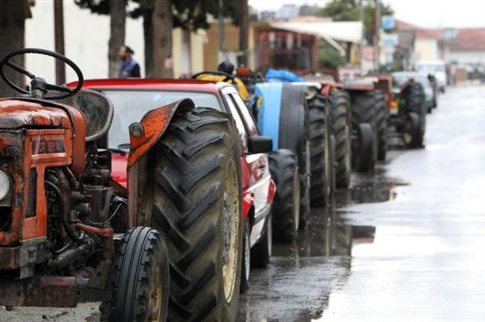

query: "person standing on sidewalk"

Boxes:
[118, 45, 141, 78]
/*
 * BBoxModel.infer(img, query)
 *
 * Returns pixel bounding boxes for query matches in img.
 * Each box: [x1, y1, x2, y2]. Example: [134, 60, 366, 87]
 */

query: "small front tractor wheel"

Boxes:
[353, 123, 375, 172]
[403, 112, 423, 149]
[250, 215, 272, 268]
[143, 108, 243, 322]
[107, 227, 169, 322]
[269, 149, 300, 244]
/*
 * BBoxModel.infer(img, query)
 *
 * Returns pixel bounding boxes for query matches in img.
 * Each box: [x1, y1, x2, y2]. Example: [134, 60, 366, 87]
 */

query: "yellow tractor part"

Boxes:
[194, 73, 250, 101]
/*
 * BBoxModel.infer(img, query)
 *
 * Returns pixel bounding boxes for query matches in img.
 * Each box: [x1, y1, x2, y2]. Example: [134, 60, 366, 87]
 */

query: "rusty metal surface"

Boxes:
[0, 239, 50, 270]
[127, 99, 194, 167]
[0, 276, 91, 307]
[75, 223, 113, 238]
[0, 99, 71, 129]
[0, 131, 24, 246]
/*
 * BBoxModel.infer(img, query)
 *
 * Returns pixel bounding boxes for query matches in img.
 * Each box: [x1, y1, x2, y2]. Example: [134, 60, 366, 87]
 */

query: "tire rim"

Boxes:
[293, 165, 301, 231]
[148, 264, 162, 321]
[222, 158, 239, 303]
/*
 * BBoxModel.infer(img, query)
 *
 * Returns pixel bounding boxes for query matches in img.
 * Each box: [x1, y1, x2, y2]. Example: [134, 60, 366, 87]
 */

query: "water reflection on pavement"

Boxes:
[237, 168, 402, 321]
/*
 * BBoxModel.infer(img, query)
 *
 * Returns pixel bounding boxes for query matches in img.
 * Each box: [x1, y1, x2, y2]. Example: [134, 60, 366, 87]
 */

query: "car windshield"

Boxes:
[101, 90, 221, 149]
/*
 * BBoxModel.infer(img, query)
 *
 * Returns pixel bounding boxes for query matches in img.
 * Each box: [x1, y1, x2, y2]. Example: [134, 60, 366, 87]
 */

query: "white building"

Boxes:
[25, 1, 206, 82]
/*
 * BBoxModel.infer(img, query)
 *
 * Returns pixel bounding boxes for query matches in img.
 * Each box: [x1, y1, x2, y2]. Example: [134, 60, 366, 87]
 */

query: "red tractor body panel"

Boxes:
[0, 99, 86, 248]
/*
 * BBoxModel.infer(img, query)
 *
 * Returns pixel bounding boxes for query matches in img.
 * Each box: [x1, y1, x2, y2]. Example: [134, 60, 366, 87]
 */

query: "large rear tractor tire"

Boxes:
[269, 149, 300, 244]
[308, 93, 332, 206]
[278, 84, 311, 229]
[374, 91, 388, 161]
[402, 83, 426, 146]
[107, 227, 169, 322]
[141, 108, 243, 322]
[330, 90, 352, 188]
[350, 90, 380, 169]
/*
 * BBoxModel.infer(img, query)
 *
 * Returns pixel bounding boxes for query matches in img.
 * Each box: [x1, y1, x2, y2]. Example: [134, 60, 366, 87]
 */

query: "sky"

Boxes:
[248, 0, 485, 28]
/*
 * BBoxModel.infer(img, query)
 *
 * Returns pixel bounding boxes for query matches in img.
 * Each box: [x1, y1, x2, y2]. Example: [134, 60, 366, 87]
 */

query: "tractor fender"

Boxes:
[127, 99, 194, 226]
[278, 84, 308, 154]
[127, 99, 194, 167]
[254, 82, 283, 149]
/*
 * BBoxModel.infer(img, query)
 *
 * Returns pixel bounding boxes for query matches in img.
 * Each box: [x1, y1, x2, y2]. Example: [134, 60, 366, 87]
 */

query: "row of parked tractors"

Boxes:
[0, 49, 429, 321]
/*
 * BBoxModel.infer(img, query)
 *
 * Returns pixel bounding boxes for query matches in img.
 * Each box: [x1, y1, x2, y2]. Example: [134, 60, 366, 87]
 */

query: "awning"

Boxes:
[269, 21, 363, 44]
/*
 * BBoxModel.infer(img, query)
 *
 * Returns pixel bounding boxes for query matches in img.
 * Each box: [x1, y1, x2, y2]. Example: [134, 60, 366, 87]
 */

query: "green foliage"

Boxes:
[74, 0, 239, 30]
[319, 0, 393, 44]
[319, 41, 347, 69]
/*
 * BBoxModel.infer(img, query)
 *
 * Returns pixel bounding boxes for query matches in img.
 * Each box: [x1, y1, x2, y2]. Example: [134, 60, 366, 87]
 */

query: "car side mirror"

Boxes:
[248, 136, 273, 154]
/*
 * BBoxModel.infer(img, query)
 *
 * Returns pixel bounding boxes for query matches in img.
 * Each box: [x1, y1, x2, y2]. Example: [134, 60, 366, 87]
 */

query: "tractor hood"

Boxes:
[0, 99, 72, 130]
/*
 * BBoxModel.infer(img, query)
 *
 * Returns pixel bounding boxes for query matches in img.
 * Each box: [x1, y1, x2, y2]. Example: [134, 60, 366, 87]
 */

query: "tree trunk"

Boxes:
[54, 0, 65, 84]
[143, 12, 154, 77]
[0, 0, 30, 97]
[151, 0, 173, 78]
[239, 0, 249, 66]
[108, 0, 126, 77]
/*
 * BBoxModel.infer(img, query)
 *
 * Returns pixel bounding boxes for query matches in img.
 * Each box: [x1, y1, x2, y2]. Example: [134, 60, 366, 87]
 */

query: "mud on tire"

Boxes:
[141, 108, 243, 322]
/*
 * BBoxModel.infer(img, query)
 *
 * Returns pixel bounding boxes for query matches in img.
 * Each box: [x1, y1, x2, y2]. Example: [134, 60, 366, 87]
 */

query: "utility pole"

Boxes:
[373, 0, 380, 72]
[54, 0, 65, 84]
[218, 0, 225, 61]
[239, 0, 249, 66]
[360, 0, 365, 72]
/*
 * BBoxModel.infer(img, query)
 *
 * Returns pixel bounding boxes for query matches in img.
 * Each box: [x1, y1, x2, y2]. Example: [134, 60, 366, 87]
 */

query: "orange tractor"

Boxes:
[0, 49, 243, 321]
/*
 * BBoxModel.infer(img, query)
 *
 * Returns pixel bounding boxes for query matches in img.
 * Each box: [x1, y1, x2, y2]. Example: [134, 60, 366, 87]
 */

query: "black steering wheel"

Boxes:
[0, 48, 84, 100]
[191, 70, 235, 83]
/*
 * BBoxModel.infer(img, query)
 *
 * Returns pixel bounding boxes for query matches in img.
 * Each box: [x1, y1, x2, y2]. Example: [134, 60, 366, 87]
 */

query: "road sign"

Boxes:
[381, 16, 396, 31]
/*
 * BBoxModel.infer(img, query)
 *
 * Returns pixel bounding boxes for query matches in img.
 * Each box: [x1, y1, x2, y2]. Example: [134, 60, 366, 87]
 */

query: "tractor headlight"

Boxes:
[0, 171, 11, 201]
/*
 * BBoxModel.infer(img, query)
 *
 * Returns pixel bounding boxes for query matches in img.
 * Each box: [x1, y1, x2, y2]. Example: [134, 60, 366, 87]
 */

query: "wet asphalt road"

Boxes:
[237, 83, 485, 322]
[1, 84, 484, 322]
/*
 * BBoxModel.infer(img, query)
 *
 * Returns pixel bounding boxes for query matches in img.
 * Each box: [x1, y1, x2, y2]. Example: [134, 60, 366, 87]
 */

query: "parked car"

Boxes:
[73, 78, 276, 288]
[416, 60, 447, 92]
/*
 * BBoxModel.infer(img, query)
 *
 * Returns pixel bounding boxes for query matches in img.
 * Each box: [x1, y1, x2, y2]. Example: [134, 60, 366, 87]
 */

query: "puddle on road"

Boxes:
[238, 167, 406, 321]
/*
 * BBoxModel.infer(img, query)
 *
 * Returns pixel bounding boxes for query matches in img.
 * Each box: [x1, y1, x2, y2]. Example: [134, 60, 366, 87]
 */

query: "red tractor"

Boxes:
[71, 78, 276, 290]
[0, 49, 244, 321]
